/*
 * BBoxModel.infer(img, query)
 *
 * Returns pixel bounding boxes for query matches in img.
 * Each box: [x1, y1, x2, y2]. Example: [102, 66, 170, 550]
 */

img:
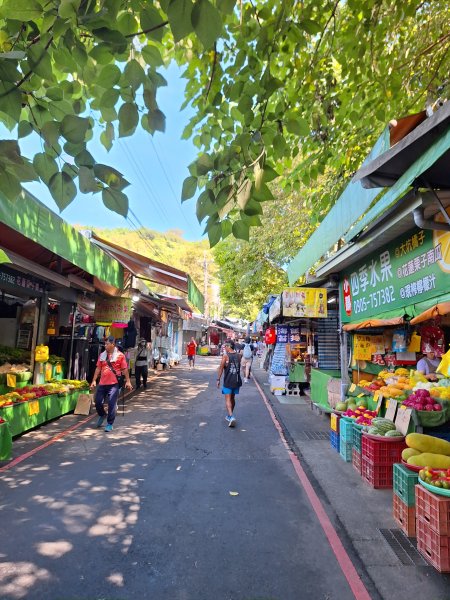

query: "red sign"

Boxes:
[343, 277, 352, 316]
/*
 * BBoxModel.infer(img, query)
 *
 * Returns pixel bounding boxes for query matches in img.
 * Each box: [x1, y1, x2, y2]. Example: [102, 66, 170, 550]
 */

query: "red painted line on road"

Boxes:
[0, 413, 96, 473]
[254, 378, 372, 600]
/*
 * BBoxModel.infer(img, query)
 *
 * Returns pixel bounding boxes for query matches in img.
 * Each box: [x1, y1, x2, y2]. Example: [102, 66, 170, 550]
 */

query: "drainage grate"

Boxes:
[296, 431, 329, 441]
[379, 528, 429, 566]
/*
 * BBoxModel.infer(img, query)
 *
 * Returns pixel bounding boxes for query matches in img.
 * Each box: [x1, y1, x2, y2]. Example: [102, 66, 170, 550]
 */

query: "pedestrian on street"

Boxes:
[241, 336, 255, 383]
[135, 337, 151, 389]
[217, 339, 242, 427]
[186, 337, 197, 369]
[90, 335, 132, 432]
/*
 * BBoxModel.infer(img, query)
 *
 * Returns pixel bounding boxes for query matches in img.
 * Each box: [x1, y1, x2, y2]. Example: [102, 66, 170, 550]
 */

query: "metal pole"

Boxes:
[67, 303, 76, 379]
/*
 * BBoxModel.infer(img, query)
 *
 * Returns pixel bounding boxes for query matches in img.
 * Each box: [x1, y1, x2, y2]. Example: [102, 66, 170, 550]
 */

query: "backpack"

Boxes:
[243, 343, 253, 359]
[223, 354, 242, 389]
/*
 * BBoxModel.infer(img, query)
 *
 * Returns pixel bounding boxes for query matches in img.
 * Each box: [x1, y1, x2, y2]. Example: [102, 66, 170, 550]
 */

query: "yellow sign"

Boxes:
[94, 296, 132, 324]
[353, 335, 373, 360]
[282, 288, 327, 318]
[349, 383, 356, 392]
[6, 373, 16, 388]
[28, 400, 39, 416]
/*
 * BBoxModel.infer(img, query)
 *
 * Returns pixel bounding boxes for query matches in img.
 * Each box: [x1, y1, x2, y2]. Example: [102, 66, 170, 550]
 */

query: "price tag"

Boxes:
[384, 398, 398, 421]
[374, 391, 383, 414]
[395, 406, 412, 436]
[349, 383, 356, 393]
[28, 400, 39, 416]
[357, 393, 365, 398]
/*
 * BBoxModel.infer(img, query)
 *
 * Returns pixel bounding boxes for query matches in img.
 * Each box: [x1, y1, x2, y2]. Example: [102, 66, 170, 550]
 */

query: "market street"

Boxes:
[0, 357, 367, 600]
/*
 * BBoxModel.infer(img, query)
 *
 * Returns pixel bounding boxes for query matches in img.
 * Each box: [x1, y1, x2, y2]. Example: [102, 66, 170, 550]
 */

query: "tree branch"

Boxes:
[125, 21, 169, 38]
[15, 36, 54, 90]
[205, 44, 218, 100]
[310, 0, 340, 70]
[396, 32, 450, 71]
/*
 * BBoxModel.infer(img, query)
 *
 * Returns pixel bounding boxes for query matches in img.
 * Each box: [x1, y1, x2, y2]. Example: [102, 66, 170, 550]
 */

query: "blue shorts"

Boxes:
[222, 387, 240, 395]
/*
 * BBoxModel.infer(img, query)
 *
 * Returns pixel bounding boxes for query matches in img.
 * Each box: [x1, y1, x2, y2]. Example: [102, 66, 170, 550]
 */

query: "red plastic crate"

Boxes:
[361, 435, 406, 466]
[415, 484, 450, 536]
[393, 492, 416, 537]
[361, 457, 393, 489]
[416, 518, 450, 572]
[352, 448, 361, 475]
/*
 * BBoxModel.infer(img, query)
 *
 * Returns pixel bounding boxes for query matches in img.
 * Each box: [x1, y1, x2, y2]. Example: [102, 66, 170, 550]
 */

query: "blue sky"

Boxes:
[21, 62, 204, 241]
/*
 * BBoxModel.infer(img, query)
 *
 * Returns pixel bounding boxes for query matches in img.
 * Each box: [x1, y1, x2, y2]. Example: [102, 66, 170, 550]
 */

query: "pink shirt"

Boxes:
[97, 349, 128, 385]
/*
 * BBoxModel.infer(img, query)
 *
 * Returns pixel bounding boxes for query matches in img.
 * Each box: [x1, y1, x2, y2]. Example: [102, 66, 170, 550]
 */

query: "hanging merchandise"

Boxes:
[264, 326, 276, 345]
[35, 344, 49, 363]
[420, 322, 445, 356]
[407, 331, 421, 353]
[392, 329, 407, 352]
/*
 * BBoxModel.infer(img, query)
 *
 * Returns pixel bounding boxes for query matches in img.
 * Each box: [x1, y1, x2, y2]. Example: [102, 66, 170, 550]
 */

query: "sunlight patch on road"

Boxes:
[0, 562, 51, 599]
[36, 540, 72, 558]
[107, 571, 124, 586]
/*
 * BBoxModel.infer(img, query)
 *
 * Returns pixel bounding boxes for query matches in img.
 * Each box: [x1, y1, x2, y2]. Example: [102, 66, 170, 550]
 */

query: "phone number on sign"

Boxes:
[353, 286, 396, 314]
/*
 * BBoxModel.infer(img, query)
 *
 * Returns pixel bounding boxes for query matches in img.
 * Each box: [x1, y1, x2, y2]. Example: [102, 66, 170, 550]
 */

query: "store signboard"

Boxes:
[0, 265, 45, 294]
[340, 226, 449, 323]
[289, 326, 301, 343]
[269, 295, 281, 322]
[94, 296, 132, 324]
[282, 288, 327, 318]
[276, 325, 289, 343]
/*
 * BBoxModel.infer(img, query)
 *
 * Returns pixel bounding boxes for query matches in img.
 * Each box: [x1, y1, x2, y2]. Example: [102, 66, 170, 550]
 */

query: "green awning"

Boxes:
[343, 128, 450, 242]
[188, 277, 204, 313]
[287, 128, 390, 285]
[0, 192, 123, 288]
[0, 249, 11, 264]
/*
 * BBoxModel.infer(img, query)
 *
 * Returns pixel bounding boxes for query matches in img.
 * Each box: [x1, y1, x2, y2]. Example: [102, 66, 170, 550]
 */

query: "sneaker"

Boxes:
[104, 424, 113, 432]
[228, 416, 236, 428]
[225, 415, 231, 424]
[244, 378, 248, 383]
[96, 416, 105, 428]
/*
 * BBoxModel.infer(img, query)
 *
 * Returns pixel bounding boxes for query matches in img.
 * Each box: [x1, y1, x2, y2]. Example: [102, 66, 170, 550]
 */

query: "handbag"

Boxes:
[105, 356, 125, 388]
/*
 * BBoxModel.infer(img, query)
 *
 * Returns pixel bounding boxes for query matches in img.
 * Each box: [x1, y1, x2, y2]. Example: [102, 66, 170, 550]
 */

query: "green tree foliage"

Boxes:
[0, 0, 448, 246]
[213, 183, 314, 318]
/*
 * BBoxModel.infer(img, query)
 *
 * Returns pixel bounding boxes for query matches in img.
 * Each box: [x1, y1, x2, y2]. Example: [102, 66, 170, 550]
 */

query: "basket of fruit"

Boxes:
[418, 468, 450, 496]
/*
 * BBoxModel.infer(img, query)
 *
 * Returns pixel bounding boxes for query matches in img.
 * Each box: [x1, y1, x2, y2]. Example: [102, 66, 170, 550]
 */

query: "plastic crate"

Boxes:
[393, 492, 416, 537]
[329, 430, 340, 452]
[330, 412, 340, 433]
[361, 458, 393, 489]
[339, 440, 353, 462]
[352, 426, 362, 452]
[393, 463, 419, 507]
[339, 419, 353, 444]
[361, 435, 406, 466]
[352, 448, 362, 474]
[415, 484, 450, 536]
[416, 518, 450, 572]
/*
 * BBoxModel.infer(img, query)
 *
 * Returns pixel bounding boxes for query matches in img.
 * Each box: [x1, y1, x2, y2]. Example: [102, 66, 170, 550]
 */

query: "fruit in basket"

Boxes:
[384, 429, 404, 437]
[406, 433, 450, 456]
[407, 453, 450, 469]
[418, 468, 450, 488]
[371, 417, 396, 433]
[335, 401, 347, 412]
[402, 447, 421, 461]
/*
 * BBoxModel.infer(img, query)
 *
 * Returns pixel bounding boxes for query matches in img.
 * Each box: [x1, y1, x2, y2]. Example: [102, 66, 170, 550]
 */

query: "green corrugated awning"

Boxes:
[0, 192, 123, 288]
[343, 128, 450, 242]
[287, 128, 390, 285]
[188, 277, 204, 314]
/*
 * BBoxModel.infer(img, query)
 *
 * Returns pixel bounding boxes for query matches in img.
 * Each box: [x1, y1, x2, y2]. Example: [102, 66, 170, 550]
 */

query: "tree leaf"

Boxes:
[100, 122, 115, 151]
[41, 121, 61, 147]
[221, 219, 232, 238]
[262, 165, 279, 183]
[181, 175, 197, 201]
[147, 108, 166, 132]
[243, 198, 263, 216]
[0, 82, 21, 124]
[48, 171, 77, 210]
[102, 187, 128, 217]
[139, 5, 167, 42]
[141, 45, 164, 68]
[1, 0, 42, 21]
[61, 114, 89, 143]
[191, 0, 222, 49]
[78, 166, 99, 193]
[27, 41, 54, 81]
[93, 163, 128, 190]
[253, 182, 274, 201]
[118, 102, 139, 137]
[18, 121, 33, 138]
[75, 149, 95, 167]
[217, 0, 236, 15]
[167, 0, 194, 42]
[196, 153, 214, 175]
[100, 88, 120, 108]
[97, 64, 122, 88]
[196, 189, 215, 222]
[33, 152, 58, 185]
[0, 167, 21, 200]
[232, 220, 249, 241]
[207, 221, 222, 247]
[123, 59, 145, 91]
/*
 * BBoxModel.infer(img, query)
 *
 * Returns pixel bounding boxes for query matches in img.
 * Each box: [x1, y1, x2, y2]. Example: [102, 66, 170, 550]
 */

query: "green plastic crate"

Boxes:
[393, 463, 419, 507]
[352, 425, 363, 452]
[340, 419, 354, 444]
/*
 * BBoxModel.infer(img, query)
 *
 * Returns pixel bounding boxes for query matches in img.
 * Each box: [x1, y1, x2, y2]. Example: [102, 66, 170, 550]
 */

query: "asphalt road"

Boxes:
[1, 357, 362, 600]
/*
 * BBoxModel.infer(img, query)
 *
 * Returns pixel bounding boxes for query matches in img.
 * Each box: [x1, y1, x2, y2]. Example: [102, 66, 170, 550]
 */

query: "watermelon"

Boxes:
[384, 429, 404, 437]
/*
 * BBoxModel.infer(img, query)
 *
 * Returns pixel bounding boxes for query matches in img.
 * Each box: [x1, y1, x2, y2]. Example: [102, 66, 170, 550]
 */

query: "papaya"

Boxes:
[405, 433, 450, 457]
[402, 447, 421, 461]
[407, 453, 450, 469]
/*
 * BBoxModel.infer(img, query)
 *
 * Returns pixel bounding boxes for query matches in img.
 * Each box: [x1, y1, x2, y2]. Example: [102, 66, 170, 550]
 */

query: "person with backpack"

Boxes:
[241, 336, 254, 383]
[217, 339, 242, 427]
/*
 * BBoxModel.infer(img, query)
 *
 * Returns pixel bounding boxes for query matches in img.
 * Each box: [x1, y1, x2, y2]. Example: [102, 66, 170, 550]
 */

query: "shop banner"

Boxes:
[282, 288, 327, 318]
[94, 296, 132, 324]
[353, 334, 385, 360]
[340, 226, 449, 323]
[289, 326, 301, 343]
[269, 295, 281, 322]
[276, 325, 289, 343]
[0, 265, 45, 294]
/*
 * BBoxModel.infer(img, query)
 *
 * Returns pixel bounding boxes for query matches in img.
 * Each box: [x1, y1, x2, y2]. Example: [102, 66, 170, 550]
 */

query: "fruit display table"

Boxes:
[0, 420, 12, 460]
[310, 368, 341, 408]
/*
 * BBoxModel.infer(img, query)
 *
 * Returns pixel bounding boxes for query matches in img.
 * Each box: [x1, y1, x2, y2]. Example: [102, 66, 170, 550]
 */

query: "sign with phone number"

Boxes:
[340, 226, 447, 323]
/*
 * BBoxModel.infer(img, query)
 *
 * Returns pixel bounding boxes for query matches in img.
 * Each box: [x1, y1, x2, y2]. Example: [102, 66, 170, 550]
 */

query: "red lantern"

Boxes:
[264, 326, 277, 345]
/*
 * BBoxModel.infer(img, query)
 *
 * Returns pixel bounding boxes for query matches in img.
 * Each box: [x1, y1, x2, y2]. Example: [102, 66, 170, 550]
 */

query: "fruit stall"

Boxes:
[0, 379, 89, 460]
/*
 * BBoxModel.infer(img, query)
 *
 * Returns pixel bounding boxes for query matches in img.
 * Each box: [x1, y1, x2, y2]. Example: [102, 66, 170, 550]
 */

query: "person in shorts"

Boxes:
[186, 337, 197, 369]
[217, 340, 242, 427]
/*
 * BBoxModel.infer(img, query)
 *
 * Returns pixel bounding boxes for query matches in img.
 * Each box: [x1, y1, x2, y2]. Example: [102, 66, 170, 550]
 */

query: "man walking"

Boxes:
[217, 340, 242, 427]
[241, 336, 255, 383]
[186, 337, 197, 369]
[90, 336, 132, 432]
[135, 338, 150, 389]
